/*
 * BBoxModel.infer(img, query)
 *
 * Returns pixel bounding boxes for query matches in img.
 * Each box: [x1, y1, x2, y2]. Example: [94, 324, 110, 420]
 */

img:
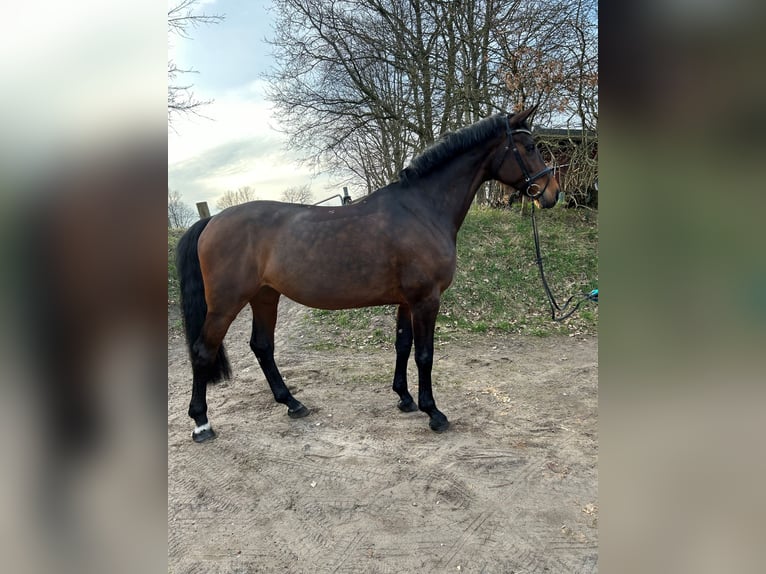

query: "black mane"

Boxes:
[399, 113, 510, 184]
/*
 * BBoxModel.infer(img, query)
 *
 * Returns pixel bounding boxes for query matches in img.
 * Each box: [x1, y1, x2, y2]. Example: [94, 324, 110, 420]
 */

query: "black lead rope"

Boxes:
[531, 203, 598, 322]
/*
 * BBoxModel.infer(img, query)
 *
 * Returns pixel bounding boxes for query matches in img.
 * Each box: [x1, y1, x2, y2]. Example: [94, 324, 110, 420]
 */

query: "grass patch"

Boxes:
[168, 228, 186, 333]
[308, 308, 393, 350]
[439, 205, 598, 337]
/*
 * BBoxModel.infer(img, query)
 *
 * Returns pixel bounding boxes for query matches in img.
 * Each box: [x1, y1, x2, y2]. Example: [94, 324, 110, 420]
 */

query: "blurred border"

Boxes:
[0, 3, 167, 573]
[601, 1, 766, 572]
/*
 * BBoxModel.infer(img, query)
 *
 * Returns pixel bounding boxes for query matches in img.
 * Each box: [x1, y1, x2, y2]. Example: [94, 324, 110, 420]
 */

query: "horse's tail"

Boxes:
[176, 217, 231, 383]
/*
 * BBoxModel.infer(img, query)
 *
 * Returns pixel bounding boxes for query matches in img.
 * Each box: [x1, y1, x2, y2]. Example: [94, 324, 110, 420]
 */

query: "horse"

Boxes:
[176, 105, 559, 442]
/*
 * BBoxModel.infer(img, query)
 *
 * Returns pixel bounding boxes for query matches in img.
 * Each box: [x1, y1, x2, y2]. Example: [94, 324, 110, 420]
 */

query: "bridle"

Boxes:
[498, 117, 553, 200]
[498, 118, 597, 322]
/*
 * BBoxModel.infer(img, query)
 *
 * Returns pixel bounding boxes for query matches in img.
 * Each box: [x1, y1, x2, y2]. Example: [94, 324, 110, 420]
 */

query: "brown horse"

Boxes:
[176, 106, 559, 442]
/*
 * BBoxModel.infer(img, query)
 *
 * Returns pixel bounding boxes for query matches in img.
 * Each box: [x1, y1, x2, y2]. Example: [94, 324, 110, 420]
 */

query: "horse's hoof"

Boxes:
[398, 399, 418, 413]
[192, 426, 217, 443]
[288, 404, 310, 419]
[429, 417, 450, 433]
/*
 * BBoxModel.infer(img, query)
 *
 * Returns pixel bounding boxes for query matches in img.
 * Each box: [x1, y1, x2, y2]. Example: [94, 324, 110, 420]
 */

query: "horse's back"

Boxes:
[196, 195, 455, 310]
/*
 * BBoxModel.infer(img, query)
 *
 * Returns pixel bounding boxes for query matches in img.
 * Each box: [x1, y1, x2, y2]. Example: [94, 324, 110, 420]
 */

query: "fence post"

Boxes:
[196, 202, 211, 219]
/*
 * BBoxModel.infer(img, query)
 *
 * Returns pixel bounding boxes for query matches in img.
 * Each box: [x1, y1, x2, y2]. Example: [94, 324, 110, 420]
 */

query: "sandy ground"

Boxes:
[168, 299, 597, 573]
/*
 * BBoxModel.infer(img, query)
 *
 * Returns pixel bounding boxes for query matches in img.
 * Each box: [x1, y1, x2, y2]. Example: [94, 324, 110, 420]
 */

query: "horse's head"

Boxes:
[494, 106, 559, 208]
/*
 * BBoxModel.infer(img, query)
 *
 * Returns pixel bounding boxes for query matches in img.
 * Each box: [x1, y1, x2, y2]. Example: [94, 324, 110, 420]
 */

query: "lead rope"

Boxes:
[531, 203, 598, 321]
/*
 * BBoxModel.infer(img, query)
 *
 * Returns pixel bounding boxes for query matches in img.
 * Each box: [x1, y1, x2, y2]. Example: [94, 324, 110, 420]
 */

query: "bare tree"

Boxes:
[168, 0, 224, 126]
[266, 0, 597, 194]
[498, 0, 597, 130]
[168, 188, 197, 228]
[569, 0, 598, 131]
[281, 184, 314, 204]
[500, 0, 597, 206]
[215, 186, 258, 211]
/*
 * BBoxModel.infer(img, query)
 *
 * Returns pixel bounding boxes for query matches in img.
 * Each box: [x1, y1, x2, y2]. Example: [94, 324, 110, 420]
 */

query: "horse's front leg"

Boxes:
[392, 304, 417, 412]
[411, 296, 449, 432]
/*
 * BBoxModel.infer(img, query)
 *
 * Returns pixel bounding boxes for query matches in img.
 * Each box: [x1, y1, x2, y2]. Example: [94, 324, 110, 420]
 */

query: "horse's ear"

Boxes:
[510, 104, 538, 126]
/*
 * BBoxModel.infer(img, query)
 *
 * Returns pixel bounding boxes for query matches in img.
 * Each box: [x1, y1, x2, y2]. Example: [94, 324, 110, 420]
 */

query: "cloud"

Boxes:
[168, 53, 353, 209]
[170, 136, 274, 201]
[168, 80, 347, 208]
[169, 82, 291, 204]
[168, 132, 341, 208]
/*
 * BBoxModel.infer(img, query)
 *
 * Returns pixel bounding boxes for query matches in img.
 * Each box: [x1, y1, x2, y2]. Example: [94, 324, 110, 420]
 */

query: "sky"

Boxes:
[168, 0, 345, 211]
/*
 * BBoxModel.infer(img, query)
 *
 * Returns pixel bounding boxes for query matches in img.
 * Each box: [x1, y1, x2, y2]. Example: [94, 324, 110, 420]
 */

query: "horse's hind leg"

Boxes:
[249, 288, 310, 418]
[392, 304, 417, 412]
[189, 310, 237, 442]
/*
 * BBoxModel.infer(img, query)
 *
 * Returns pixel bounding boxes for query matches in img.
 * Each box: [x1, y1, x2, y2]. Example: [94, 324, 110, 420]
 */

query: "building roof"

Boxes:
[534, 127, 597, 140]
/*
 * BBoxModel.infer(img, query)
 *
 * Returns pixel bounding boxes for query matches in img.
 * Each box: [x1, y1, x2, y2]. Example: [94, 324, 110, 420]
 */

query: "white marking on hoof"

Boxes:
[193, 422, 212, 435]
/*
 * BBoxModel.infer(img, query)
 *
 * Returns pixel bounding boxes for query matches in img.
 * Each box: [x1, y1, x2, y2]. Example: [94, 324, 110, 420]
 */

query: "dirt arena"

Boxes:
[168, 299, 597, 573]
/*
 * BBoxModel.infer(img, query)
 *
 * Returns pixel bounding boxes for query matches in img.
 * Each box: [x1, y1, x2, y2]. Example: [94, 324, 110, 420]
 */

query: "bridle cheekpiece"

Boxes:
[499, 116, 553, 199]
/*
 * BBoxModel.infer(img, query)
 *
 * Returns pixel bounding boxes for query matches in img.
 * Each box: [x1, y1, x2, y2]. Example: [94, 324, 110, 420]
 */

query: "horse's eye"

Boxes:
[525, 144, 536, 153]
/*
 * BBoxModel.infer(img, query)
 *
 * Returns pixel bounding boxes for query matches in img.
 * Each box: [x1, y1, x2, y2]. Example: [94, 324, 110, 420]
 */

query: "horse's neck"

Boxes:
[425, 146, 496, 233]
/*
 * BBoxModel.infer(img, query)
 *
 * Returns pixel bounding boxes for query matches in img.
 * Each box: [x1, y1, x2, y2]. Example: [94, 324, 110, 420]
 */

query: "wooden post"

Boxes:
[196, 202, 210, 219]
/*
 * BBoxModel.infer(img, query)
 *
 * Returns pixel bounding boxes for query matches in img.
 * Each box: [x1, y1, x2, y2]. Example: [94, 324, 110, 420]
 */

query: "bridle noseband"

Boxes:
[498, 117, 553, 199]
